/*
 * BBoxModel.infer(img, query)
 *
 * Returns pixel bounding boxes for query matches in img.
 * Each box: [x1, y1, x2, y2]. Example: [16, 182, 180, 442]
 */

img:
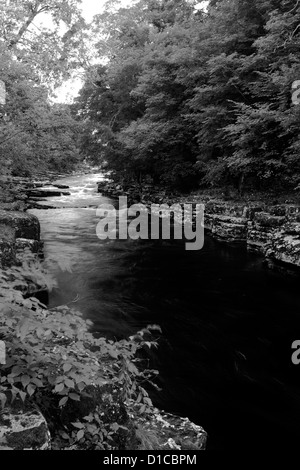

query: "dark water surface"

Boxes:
[30, 173, 300, 450]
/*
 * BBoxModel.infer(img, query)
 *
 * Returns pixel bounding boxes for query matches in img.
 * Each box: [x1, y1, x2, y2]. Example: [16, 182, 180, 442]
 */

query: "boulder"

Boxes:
[26, 189, 70, 198]
[52, 184, 70, 190]
[131, 409, 207, 450]
[0, 210, 40, 240]
[0, 408, 51, 450]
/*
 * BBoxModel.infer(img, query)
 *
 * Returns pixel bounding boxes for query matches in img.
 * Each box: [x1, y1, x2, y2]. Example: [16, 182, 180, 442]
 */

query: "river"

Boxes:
[29, 172, 300, 450]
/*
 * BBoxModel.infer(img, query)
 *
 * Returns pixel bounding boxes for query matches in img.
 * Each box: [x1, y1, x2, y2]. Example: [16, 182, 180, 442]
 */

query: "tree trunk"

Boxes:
[238, 173, 245, 196]
[9, 12, 38, 48]
[9, 2, 48, 48]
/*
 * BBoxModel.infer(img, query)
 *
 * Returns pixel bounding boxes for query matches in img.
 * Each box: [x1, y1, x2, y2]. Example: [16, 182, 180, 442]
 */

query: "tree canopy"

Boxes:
[0, 0, 86, 176]
[1, 0, 300, 192]
[74, 0, 300, 193]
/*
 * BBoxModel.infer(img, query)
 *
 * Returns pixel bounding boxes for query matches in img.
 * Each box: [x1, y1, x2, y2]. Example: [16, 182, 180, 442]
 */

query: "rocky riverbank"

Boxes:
[97, 180, 300, 270]
[0, 176, 207, 451]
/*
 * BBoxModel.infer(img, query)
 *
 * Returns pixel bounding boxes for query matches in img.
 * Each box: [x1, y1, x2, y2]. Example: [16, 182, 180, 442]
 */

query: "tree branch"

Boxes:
[9, 10, 40, 48]
[291, 22, 300, 39]
[287, 0, 300, 15]
[8, 2, 55, 48]
[0, 130, 25, 146]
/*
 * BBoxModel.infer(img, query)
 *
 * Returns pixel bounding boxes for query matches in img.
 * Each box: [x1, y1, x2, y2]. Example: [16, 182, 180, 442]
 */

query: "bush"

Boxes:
[0, 255, 161, 449]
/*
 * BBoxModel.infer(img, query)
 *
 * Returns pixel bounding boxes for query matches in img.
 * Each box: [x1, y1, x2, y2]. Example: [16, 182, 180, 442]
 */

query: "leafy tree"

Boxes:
[0, 0, 88, 84]
[0, 43, 80, 176]
[74, 0, 300, 193]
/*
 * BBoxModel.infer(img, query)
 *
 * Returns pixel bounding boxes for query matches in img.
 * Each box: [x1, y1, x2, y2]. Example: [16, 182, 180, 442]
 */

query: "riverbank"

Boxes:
[0, 174, 207, 451]
[97, 180, 300, 271]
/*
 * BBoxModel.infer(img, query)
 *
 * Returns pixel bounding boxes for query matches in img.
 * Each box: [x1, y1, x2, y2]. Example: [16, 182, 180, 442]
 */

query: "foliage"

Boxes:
[0, 45, 81, 176]
[0, 252, 160, 449]
[0, 0, 88, 84]
[73, 0, 300, 193]
[0, 0, 88, 178]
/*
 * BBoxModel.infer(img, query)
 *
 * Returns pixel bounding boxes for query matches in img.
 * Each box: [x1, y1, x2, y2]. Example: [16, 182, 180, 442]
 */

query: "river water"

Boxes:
[29, 172, 300, 450]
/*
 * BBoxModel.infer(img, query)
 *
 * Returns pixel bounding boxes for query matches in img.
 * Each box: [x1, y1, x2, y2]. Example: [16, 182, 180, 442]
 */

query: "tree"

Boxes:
[0, 43, 80, 176]
[74, 0, 300, 192]
[0, 0, 88, 86]
[0, 0, 85, 176]
[75, 0, 202, 188]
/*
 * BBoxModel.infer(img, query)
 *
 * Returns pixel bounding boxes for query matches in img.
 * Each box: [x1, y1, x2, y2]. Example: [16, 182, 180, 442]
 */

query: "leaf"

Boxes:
[21, 375, 30, 388]
[77, 381, 85, 392]
[83, 414, 93, 422]
[31, 377, 44, 387]
[147, 324, 162, 333]
[10, 366, 23, 377]
[55, 383, 65, 393]
[86, 424, 97, 435]
[17, 318, 31, 340]
[108, 348, 119, 359]
[0, 393, 7, 408]
[69, 393, 80, 401]
[143, 397, 152, 406]
[77, 429, 85, 440]
[139, 404, 146, 413]
[18, 390, 27, 402]
[55, 376, 65, 384]
[59, 396, 69, 407]
[65, 378, 75, 389]
[95, 378, 107, 386]
[110, 422, 119, 432]
[72, 422, 85, 429]
[63, 363, 72, 372]
[27, 383, 36, 396]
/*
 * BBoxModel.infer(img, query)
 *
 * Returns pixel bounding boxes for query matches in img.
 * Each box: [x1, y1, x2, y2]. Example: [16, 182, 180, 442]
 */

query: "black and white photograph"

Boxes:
[0, 0, 300, 455]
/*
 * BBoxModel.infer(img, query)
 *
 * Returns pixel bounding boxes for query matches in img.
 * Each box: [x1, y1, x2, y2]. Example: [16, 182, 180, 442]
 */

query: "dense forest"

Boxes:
[1, 0, 300, 194]
[0, 0, 85, 176]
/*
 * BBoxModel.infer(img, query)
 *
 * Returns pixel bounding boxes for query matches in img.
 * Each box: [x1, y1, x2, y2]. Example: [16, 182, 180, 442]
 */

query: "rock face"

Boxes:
[0, 210, 41, 268]
[246, 206, 300, 268]
[15, 238, 43, 255]
[205, 214, 247, 241]
[25, 188, 70, 198]
[202, 200, 300, 269]
[50, 384, 207, 451]
[98, 179, 300, 269]
[265, 222, 300, 267]
[0, 210, 40, 241]
[132, 409, 207, 450]
[0, 408, 51, 450]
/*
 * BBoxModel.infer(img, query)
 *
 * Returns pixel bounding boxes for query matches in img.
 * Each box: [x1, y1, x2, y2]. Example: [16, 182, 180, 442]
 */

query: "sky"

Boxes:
[80, 0, 106, 21]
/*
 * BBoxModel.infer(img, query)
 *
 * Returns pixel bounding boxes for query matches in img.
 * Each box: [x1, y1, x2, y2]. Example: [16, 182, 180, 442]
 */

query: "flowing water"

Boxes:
[29, 172, 300, 450]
